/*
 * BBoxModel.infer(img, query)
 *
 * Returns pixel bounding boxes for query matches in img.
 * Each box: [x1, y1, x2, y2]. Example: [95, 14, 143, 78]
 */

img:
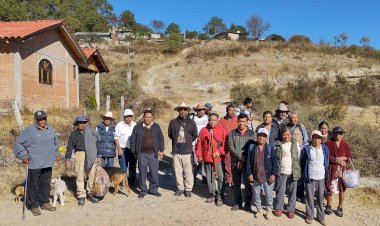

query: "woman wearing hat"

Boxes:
[96, 112, 116, 168]
[325, 127, 352, 217]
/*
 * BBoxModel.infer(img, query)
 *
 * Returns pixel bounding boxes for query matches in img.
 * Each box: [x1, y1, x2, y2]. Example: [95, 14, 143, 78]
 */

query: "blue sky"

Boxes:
[109, 0, 380, 49]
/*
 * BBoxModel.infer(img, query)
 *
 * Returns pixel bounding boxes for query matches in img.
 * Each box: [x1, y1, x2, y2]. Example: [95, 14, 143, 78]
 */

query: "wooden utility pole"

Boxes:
[106, 95, 110, 112]
[120, 96, 125, 121]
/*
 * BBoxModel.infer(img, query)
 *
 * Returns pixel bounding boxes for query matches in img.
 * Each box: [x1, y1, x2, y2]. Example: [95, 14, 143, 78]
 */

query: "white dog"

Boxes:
[50, 177, 67, 207]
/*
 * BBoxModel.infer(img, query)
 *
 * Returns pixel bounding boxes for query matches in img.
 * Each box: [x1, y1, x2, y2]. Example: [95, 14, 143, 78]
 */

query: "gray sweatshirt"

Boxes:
[13, 124, 60, 169]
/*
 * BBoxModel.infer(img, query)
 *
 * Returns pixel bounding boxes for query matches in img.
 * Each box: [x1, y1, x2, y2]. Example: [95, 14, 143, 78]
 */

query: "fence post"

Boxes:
[106, 95, 110, 112]
[11, 100, 24, 132]
[120, 96, 125, 121]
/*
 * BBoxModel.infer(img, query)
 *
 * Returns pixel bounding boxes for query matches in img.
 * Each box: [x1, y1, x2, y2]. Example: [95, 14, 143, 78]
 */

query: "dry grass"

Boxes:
[348, 187, 380, 207]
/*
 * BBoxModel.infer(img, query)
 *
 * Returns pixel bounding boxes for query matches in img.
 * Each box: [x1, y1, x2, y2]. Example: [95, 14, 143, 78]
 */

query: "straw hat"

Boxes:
[174, 102, 191, 111]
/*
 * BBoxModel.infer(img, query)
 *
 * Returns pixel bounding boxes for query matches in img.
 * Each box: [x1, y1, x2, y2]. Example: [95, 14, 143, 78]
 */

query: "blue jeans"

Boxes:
[102, 157, 114, 168]
[252, 180, 275, 209]
[118, 148, 137, 182]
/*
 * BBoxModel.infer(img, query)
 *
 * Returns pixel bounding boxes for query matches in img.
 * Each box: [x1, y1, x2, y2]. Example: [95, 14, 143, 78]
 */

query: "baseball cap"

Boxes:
[257, 128, 269, 137]
[123, 109, 134, 116]
[34, 110, 47, 120]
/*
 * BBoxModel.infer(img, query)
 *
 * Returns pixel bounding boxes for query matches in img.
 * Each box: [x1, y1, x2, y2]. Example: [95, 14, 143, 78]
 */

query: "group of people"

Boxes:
[13, 98, 353, 226]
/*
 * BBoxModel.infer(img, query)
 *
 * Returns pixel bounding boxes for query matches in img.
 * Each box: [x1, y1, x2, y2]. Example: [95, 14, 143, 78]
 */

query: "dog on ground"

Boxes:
[103, 167, 131, 196]
[14, 185, 24, 203]
[50, 177, 67, 207]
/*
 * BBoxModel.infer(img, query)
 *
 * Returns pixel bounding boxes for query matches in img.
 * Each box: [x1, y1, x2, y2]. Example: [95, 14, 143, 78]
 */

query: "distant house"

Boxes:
[0, 20, 109, 113]
[214, 31, 248, 41]
[75, 32, 112, 41]
[150, 33, 161, 40]
[117, 29, 135, 41]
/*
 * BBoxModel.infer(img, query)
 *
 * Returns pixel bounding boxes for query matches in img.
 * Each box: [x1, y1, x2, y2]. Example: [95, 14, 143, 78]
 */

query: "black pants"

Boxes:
[26, 167, 52, 209]
[296, 177, 305, 200]
[138, 153, 159, 194]
[125, 148, 137, 183]
[232, 163, 252, 206]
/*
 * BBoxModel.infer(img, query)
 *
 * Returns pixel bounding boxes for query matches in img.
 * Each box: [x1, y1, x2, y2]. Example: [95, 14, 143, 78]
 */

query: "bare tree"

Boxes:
[339, 32, 349, 47]
[246, 15, 270, 40]
[360, 37, 370, 47]
[151, 19, 165, 33]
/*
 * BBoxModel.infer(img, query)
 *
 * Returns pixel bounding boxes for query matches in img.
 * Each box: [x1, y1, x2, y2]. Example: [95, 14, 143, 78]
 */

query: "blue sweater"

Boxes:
[13, 124, 60, 169]
[246, 142, 279, 179]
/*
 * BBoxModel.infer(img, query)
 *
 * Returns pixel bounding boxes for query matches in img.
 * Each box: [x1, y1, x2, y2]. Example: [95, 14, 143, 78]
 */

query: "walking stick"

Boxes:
[22, 164, 28, 220]
[209, 130, 219, 192]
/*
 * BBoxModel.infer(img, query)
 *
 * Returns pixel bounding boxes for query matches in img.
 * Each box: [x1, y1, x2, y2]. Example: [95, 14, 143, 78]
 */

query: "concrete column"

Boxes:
[13, 46, 22, 107]
[95, 72, 100, 111]
[65, 51, 70, 108]
[76, 65, 79, 107]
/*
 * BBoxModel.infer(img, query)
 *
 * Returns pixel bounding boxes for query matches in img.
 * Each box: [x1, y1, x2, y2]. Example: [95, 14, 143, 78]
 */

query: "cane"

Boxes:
[22, 164, 28, 220]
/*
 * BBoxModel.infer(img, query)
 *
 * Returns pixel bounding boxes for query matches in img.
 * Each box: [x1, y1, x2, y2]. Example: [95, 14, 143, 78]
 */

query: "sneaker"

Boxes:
[336, 207, 343, 217]
[174, 190, 184, 196]
[255, 208, 262, 219]
[243, 204, 252, 212]
[31, 208, 41, 216]
[78, 197, 85, 206]
[305, 219, 313, 224]
[87, 195, 99, 203]
[231, 204, 242, 211]
[317, 219, 327, 226]
[266, 208, 273, 220]
[274, 209, 283, 217]
[287, 211, 295, 219]
[40, 203, 56, 211]
[325, 205, 333, 215]
[184, 191, 192, 198]
[148, 191, 162, 197]
[138, 193, 146, 199]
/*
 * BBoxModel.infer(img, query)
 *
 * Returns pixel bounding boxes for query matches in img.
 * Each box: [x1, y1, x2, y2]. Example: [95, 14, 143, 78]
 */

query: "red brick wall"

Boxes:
[20, 29, 79, 110]
[0, 46, 14, 102]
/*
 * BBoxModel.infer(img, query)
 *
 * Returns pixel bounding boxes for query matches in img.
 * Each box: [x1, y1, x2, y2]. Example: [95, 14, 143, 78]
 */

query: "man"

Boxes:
[114, 109, 137, 184]
[191, 103, 209, 182]
[219, 105, 238, 186]
[228, 114, 254, 211]
[204, 102, 213, 116]
[246, 128, 278, 220]
[284, 112, 309, 149]
[130, 110, 165, 199]
[301, 130, 329, 226]
[255, 111, 280, 146]
[196, 113, 227, 207]
[65, 115, 101, 206]
[13, 110, 60, 216]
[168, 103, 197, 198]
[96, 112, 116, 168]
[236, 97, 254, 130]
[274, 102, 290, 128]
[284, 111, 309, 201]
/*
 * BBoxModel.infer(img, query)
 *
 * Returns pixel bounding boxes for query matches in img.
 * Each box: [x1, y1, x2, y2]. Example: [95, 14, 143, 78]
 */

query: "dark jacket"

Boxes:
[97, 124, 116, 157]
[255, 121, 280, 146]
[246, 142, 279, 179]
[168, 117, 197, 155]
[274, 139, 301, 180]
[130, 122, 165, 157]
[300, 144, 329, 183]
[228, 129, 255, 163]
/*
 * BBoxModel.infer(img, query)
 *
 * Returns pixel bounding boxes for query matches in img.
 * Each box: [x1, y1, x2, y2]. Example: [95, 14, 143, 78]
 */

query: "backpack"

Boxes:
[92, 164, 112, 198]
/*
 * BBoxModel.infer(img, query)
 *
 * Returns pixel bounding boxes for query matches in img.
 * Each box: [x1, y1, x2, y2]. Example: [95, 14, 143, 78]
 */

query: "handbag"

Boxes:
[342, 160, 360, 188]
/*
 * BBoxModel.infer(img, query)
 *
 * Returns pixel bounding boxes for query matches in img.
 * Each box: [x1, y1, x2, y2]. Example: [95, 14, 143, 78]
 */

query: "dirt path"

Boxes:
[1, 158, 379, 226]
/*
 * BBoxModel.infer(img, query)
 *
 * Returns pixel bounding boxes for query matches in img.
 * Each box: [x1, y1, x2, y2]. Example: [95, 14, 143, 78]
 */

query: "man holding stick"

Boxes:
[13, 110, 61, 216]
[196, 113, 227, 206]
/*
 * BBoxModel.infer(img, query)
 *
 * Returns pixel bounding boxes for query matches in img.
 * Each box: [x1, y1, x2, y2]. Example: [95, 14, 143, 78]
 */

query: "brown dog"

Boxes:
[14, 185, 24, 203]
[103, 167, 131, 196]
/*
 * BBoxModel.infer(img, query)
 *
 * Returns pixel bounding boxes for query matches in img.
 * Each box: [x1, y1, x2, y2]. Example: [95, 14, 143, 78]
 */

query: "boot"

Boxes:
[78, 197, 85, 206]
[40, 203, 56, 211]
[216, 195, 223, 207]
[266, 208, 273, 220]
[255, 207, 263, 219]
[325, 205, 333, 215]
[31, 208, 41, 216]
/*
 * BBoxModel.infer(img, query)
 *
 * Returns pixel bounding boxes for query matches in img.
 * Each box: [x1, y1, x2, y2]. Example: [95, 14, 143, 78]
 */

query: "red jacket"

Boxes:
[195, 124, 227, 163]
[219, 116, 238, 133]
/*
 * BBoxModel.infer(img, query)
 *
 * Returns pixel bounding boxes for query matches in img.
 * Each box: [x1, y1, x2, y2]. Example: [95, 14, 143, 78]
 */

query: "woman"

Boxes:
[274, 127, 301, 219]
[325, 126, 352, 217]
[318, 121, 332, 143]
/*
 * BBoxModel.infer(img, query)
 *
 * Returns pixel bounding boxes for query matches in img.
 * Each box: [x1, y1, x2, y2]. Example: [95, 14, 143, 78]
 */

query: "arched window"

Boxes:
[39, 59, 53, 85]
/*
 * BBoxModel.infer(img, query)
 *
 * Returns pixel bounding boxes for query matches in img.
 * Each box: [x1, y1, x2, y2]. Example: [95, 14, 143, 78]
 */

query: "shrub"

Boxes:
[163, 33, 183, 54]
[288, 34, 312, 44]
[139, 97, 170, 118]
[86, 96, 97, 110]
[266, 34, 286, 42]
